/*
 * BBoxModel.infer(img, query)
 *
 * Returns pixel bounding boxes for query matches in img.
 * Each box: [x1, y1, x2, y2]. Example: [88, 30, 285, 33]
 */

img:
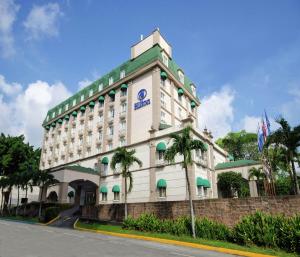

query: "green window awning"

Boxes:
[160, 71, 168, 81]
[120, 83, 128, 91]
[64, 115, 70, 121]
[157, 179, 167, 188]
[197, 177, 211, 188]
[98, 95, 105, 102]
[51, 122, 56, 127]
[72, 111, 77, 117]
[101, 156, 109, 164]
[178, 88, 184, 96]
[80, 106, 86, 112]
[156, 142, 166, 152]
[100, 185, 108, 193]
[112, 185, 120, 193]
[46, 126, 50, 130]
[57, 119, 63, 124]
[89, 101, 95, 108]
[191, 101, 196, 109]
[108, 90, 116, 97]
[203, 143, 208, 151]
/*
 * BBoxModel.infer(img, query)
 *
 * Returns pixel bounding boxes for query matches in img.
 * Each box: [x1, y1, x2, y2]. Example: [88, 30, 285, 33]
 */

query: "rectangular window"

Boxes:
[109, 77, 113, 85]
[58, 108, 62, 115]
[80, 95, 84, 102]
[109, 108, 115, 118]
[120, 120, 126, 130]
[158, 151, 165, 160]
[101, 193, 107, 201]
[161, 111, 166, 123]
[121, 90, 127, 97]
[159, 187, 166, 198]
[121, 102, 127, 113]
[52, 112, 55, 118]
[98, 130, 103, 140]
[178, 94, 182, 102]
[73, 99, 76, 106]
[89, 89, 93, 97]
[99, 101, 104, 108]
[98, 112, 103, 122]
[178, 107, 182, 119]
[120, 70, 125, 79]
[46, 115, 49, 121]
[98, 83, 103, 92]
[114, 192, 120, 201]
[197, 186, 203, 197]
[119, 137, 126, 147]
[108, 142, 113, 150]
[204, 187, 208, 197]
[160, 92, 166, 108]
[162, 52, 168, 67]
[109, 126, 114, 136]
[65, 103, 69, 111]
[178, 71, 184, 84]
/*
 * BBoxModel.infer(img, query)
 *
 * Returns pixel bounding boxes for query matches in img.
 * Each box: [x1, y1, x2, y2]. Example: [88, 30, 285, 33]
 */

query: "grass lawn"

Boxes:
[77, 221, 297, 257]
[0, 215, 39, 223]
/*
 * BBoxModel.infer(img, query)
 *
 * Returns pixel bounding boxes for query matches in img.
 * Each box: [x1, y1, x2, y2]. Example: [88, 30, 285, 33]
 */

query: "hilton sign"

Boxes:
[134, 89, 150, 110]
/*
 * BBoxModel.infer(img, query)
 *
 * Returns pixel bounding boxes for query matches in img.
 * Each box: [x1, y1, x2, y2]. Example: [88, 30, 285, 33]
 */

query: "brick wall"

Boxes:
[82, 195, 300, 227]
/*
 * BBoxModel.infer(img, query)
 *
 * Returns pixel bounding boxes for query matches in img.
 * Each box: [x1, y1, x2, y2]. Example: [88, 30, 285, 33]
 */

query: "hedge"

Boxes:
[123, 212, 300, 253]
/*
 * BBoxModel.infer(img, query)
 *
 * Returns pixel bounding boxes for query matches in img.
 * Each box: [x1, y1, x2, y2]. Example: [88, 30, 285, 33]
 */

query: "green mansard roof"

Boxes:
[43, 44, 198, 126]
[215, 160, 261, 170]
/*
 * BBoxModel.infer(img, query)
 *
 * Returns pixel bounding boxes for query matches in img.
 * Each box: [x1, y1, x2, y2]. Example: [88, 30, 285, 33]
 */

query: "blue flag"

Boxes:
[257, 124, 264, 152]
[264, 110, 271, 135]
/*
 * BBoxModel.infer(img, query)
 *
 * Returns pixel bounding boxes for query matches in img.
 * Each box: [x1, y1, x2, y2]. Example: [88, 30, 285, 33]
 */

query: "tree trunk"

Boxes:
[290, 152, 300, 195]
[124, 175, 128, 220]
[16, 186, 20, 216]
[184, 163, 196, 238]
[24, 185, 28, 215]
[0, 188, 3, 215]
[38, 186, 43, 219]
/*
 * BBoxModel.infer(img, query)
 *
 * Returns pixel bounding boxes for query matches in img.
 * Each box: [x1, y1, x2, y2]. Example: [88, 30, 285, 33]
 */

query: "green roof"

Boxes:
[156, 142, 166, 152]
[197, 177, 211, 188]
[101, 157, 109, 164]
[157, 179, 167, 188]
[100, 185, 108, 193]
[159, 123, 172, 130]
[64, 165, 98, 175]
[112, 185, 120, 192]
[43, 44, 197, 126]
[215, 160, 261, 170]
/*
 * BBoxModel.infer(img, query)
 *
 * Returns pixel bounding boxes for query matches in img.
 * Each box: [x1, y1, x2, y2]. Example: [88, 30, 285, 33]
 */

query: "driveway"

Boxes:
[0, 220, 236, 257]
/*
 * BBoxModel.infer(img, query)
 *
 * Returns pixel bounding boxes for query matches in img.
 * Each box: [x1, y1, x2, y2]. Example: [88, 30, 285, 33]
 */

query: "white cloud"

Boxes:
[78, 79, 92, 90]
[198, 85, 235, 139]
[0, 74, 71, 147]
[23, 3, 63, 40]
[0, 74, 22, 95]
[280, 86, 300, 126]
[240, 116, 260, 133]
[0, 0, 19, 58]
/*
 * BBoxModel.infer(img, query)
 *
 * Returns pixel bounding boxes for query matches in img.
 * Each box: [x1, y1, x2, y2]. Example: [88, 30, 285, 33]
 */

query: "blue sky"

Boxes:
[0, 0, 299, 146]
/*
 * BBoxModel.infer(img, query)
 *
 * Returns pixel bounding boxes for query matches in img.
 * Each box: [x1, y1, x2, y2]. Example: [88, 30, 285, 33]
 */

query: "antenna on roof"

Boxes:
[140, 34, 143, 41]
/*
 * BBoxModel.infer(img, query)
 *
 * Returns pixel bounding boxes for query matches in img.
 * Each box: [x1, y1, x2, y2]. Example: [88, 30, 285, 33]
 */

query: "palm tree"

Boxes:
[164, 125, 207, 238]
[33, 170, 57, 219]
[248, 167, 265, 196]
[0, 177, 9, 215]
[110, 147, 142, 219]
[265, 118, 300, 194]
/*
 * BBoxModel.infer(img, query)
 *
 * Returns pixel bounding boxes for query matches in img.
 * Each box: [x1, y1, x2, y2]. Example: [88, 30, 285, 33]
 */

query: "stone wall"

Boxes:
[82, 195, 300, 227]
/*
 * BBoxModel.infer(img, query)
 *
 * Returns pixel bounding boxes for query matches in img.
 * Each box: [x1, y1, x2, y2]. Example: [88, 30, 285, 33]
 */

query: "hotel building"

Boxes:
[40, 29, 228, 205]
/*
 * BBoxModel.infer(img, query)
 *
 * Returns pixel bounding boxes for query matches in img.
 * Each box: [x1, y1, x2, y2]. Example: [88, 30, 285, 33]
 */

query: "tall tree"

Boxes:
[248, 167, 265, 196]
[164, 126, 207, 238]
[216, 130, 259, 160]
[110, 147, 142, 219]
[265, 118, 300, 194]
[33, 170, 57, 219]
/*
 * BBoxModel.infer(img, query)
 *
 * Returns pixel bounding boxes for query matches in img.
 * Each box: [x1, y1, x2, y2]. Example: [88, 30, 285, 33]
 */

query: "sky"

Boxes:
[0, 0, 299, 147]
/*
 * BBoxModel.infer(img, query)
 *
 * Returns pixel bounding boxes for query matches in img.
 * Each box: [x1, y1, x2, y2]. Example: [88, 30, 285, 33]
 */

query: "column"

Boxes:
[149, 128, 157, 202]
[39, 186, 48, 202]
[95, 186, 100, 205]
[58, 182, 69, 203]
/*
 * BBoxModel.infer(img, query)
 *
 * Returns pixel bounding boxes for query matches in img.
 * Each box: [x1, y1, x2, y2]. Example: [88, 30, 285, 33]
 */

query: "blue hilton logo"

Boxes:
[134, 89, 151, 110]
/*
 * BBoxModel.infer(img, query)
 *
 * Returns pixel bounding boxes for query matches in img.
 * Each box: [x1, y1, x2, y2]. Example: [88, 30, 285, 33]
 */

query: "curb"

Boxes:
[39, 215, 61, 226]
[73, 219, 275, 257]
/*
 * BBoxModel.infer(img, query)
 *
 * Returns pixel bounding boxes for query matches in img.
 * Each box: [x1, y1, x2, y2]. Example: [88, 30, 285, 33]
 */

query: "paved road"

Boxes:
[0, 220, 236, 257]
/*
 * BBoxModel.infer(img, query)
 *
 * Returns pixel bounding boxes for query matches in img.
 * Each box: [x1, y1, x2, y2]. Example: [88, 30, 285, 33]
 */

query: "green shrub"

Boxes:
[44, 207, 60, 222]
[195, 218, 231, 241]
[232, 211, 300, 253]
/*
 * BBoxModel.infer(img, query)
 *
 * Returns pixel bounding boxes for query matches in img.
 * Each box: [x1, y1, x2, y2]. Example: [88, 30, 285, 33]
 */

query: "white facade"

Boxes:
[37, 30, 228, 205]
